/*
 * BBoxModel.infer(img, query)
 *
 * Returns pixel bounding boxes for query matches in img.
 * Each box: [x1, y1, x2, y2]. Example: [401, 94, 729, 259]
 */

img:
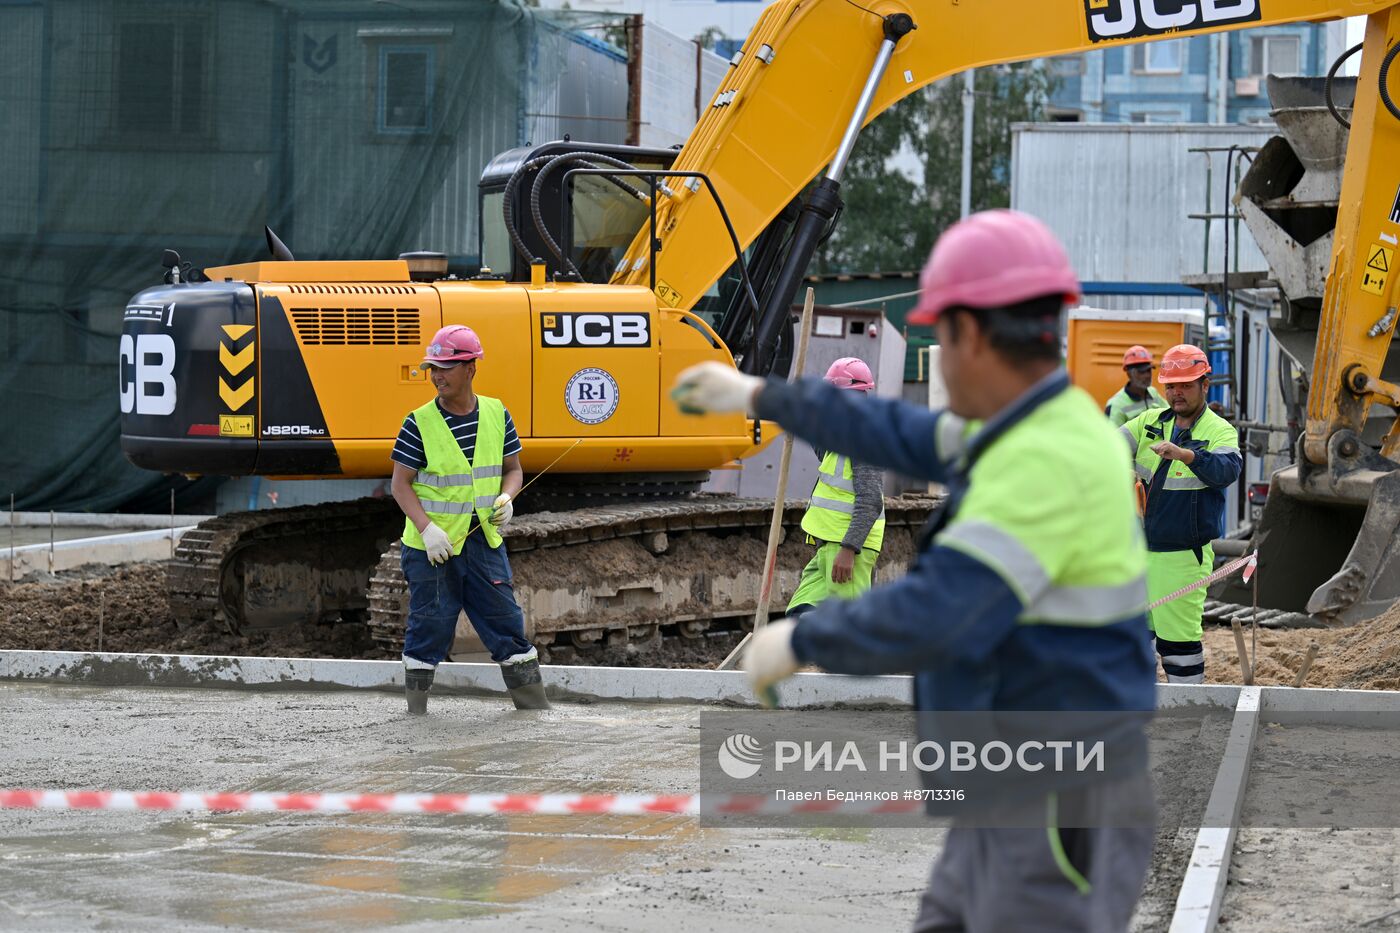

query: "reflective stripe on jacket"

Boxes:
[1119, 405, 1241, 552]
[402, 395, 506, 552]
[800, 450, 885, 552]
[1104, 385, 1167, 426]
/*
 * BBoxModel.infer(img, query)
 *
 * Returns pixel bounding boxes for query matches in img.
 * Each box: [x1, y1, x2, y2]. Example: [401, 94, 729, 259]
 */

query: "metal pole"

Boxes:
[1216, 34, 1229, 124]
[961, 69, 976, 218]
[49, 509, 54, 574]
[8, 493, 13, 583]
[717, 288, 818, 673]
[170, 488, 175, 558]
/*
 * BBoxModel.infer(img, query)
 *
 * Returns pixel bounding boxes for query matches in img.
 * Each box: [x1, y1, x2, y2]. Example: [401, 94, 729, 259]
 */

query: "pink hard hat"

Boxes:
[423, 325, 483, 366]
[824, 357, 875, 391]
[906, 210, 1080, 325]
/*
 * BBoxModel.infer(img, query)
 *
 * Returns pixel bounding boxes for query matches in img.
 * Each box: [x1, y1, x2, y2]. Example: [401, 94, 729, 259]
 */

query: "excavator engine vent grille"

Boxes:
[287, 284, 418, 295]
[290, 308, 421, 346]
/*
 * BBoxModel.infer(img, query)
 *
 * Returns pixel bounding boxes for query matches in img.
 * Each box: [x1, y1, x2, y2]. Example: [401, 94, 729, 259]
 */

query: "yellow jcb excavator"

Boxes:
[120, 0, 1400, 652]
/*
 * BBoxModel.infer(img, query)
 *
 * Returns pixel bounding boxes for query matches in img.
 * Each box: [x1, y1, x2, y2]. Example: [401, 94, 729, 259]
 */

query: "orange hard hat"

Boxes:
[1158, 344, 1211, 384]
[1122, 345, 1153, 369]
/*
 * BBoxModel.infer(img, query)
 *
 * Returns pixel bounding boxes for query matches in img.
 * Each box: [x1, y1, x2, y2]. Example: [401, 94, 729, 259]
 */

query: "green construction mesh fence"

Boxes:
[0, 0, 625, 512]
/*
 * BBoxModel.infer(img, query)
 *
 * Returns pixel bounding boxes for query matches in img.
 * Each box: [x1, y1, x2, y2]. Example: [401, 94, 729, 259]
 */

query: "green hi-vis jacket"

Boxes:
[402, 396, 506, 552]
[1104, 385, 1167, 427]
[801, 450, 885, 552]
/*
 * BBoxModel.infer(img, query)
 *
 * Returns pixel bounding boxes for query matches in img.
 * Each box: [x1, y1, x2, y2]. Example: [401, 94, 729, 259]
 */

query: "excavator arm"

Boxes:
[1310, 8, 1400, 465]
[616, 0, 1398, 330]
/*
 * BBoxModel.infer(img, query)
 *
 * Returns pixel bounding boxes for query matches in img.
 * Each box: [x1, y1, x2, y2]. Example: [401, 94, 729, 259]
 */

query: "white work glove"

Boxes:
[671, 361, 763, 416]
[742, 618, 799, 708]
[419, 521, 454, 565]
[490, 492, 514, 528]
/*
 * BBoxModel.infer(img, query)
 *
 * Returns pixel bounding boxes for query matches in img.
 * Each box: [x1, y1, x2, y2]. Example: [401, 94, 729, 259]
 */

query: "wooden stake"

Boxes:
[98, 593, 105, 654]
[1231, 618, 1253, 685]
[718, 288, 817, 672]
[1291, 641, 1319, 689]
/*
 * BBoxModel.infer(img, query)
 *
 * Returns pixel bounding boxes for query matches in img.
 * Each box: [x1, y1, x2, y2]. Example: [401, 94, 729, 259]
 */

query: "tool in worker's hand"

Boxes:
[718, 288, 817, 680]
[464, 438, 582, 542]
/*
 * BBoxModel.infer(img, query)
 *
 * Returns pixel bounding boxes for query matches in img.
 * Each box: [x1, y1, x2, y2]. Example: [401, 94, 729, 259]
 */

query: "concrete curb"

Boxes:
[2, 527, 198, 577]
[0, 650, 914, 708]
[1, 512, 212, 528]
[1169, 686, 1261, 933]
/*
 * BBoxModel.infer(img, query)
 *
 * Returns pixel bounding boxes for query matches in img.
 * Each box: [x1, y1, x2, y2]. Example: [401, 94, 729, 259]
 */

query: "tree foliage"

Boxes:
[815, 64, 1056, 275]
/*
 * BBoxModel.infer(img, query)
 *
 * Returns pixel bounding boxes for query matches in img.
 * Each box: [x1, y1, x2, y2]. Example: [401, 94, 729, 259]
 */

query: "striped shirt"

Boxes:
[391, 399, 522, 471]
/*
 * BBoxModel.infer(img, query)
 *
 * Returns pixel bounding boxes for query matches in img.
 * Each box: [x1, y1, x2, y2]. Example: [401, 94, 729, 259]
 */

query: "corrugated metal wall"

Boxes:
[638, 22, 727, 149]
[1011, 123, 1274, 285]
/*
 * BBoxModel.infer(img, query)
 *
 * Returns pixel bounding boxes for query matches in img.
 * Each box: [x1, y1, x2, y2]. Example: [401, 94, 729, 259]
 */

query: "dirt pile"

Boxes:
[1204, 599, 1400, 689]
[0, 561, 377, 659]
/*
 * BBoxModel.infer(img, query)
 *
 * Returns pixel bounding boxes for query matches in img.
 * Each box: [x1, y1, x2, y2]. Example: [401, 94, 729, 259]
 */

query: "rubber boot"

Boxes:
[405, 667, 434, 715]
[500, 651, 550, 710]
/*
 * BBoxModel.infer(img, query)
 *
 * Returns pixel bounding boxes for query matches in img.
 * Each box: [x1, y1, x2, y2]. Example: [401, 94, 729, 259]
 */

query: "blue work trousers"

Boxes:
[400, 532, 532, 666]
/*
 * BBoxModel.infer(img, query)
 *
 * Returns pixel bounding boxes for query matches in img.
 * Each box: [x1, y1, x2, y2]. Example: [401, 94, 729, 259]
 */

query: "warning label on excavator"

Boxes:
[1361, 243, 1393, 296]
[655, 280, 683, 308]
[1390, 184, 1400, 226]
[219, 415, 254, 437]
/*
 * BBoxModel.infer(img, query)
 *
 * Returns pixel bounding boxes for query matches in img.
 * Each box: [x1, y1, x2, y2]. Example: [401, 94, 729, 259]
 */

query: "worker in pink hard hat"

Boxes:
[671, 209, 1153, 931]
[1104, 345, 1168, 427]
[389, 323, 549, 714]
[785, 357, 887, 617]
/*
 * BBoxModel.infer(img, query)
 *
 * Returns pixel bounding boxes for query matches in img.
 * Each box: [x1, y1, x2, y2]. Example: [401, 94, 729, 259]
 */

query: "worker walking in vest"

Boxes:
[787, 357, 886, 617]
[1105, 346, 1168, 426]
[1119, 345, 1241, 684]
[389, 324, 549, 713]
[673, 210, 1156, 931]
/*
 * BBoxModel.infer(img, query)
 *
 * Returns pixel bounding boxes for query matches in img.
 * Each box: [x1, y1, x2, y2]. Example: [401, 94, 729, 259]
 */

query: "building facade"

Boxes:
[1045, 21, 1349, 124]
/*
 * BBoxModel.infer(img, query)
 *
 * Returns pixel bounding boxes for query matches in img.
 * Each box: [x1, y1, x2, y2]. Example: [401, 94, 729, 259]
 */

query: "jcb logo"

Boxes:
[119, 333, 177, 416]
[1085, 0, 1259, 42]
[541, 313, 650, 348]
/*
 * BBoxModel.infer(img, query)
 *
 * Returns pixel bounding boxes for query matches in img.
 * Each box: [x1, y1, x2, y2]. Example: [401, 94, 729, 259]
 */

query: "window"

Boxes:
[1252, 35, 1301, 77]
[1047, 108, 1084, 123]
[1049, 54, 1084, 77]
[115, 20, 208, 136]
[1127, 110, 1182, 124]
[378, 46, 433, 134]
[1132, 39, 1183, 74]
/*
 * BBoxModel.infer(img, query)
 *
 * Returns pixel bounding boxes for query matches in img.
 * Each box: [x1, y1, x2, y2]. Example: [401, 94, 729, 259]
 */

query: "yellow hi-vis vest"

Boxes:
[800, 451, 885, 552]
[401, 395, 506, 553]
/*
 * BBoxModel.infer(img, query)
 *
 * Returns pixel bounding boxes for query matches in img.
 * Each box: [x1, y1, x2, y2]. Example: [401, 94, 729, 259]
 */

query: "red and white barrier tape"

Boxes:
[1148, 549, 1257, 611]
[0, 789, 697, 816]
[0, 789, 934, 817]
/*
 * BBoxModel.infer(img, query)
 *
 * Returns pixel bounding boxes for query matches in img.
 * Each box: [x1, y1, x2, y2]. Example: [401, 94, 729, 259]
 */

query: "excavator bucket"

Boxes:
[1220, 466, 1400, 626]
[1213, 76, 1400, 627]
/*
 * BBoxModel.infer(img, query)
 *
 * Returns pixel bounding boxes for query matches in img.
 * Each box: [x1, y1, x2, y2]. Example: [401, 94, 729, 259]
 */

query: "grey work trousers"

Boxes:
[912, 776, 1155, 933]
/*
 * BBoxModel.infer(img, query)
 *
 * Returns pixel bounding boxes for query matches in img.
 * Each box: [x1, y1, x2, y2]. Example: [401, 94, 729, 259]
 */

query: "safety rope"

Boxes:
[1148, 550, 1256, 611]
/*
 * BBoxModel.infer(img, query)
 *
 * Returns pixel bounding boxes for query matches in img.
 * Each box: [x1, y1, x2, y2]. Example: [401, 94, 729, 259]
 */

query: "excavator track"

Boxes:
[367, 494, 939, 660]
[169, 497, 403, 635]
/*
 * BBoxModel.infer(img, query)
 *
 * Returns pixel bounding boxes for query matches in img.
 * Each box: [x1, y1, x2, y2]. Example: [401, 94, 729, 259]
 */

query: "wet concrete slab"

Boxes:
[0, 683, 942, 931]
